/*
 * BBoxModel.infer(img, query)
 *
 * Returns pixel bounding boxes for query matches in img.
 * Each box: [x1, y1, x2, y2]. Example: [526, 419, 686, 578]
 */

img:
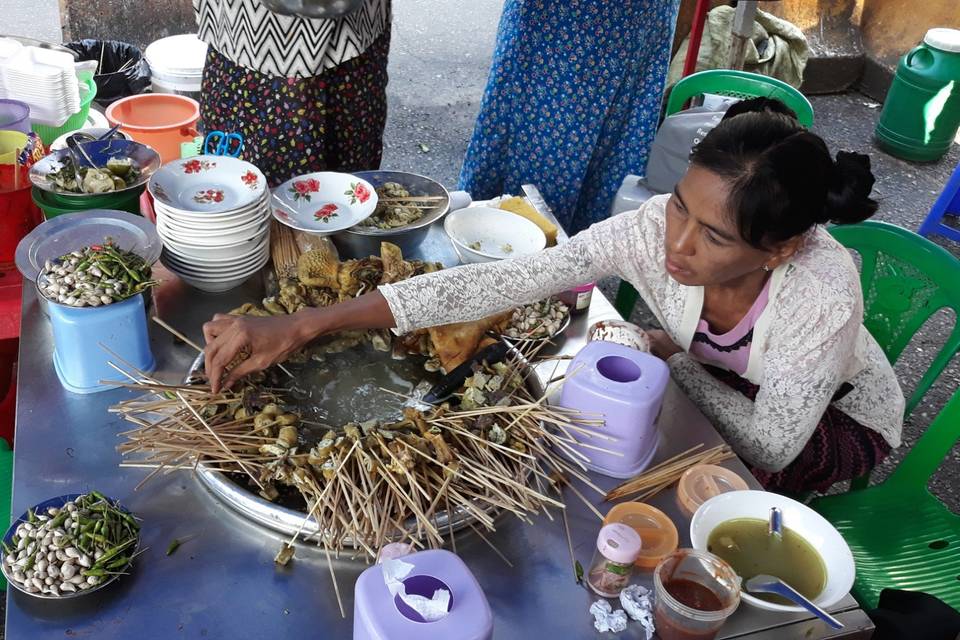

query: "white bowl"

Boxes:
[157, 214, 268, 247]
[689, 490, 855, 613]
[155, 196, 269, 225]
[161, 245, 268, 272]
[161, 234, 269, 263]
[443, 206, 546, 263]
[162, 254, 267, 280]
[166, 253, 269, 293]
[159, 207, 269, 236]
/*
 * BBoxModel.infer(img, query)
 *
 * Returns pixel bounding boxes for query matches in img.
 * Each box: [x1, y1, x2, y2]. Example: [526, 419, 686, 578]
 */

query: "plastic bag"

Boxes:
[65, 40, 151, 106]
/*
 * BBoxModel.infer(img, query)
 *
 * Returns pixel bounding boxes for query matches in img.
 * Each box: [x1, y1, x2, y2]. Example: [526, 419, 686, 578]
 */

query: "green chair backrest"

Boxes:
[829, 221, 960, 417]
[665, 69, 814, 127]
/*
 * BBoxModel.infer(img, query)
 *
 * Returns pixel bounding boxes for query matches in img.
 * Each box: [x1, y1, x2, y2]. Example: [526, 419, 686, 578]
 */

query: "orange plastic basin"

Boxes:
[106, 94, 200, 164]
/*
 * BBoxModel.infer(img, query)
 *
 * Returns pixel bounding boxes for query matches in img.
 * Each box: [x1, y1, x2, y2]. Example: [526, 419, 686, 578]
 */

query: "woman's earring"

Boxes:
[761, 264, 772, 272]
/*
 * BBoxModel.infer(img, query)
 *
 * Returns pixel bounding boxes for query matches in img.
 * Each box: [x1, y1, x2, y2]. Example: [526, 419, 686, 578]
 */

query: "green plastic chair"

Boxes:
[665, 69, 814, 126]
[810, 385, 960, 610]
[829, 221, 960, 418]
[0, 440, 11, 591]
[614, 70, 814, 318]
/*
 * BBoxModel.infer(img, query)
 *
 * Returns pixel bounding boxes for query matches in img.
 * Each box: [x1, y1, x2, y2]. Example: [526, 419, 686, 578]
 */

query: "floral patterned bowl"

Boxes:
[147, 155, 267, 215]
[271, 171, 378, 234]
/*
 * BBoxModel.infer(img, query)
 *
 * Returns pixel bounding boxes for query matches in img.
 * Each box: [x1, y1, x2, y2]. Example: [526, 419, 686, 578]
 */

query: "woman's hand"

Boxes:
[202, 311, 319, 393]
[201, 291, 397, 393]
[647, 329, 684, 361]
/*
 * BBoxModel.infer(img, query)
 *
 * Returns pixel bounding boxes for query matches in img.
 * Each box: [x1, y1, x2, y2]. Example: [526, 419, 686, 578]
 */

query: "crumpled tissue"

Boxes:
[590, 599, 628, 634]
[620, 585, 656, 639]
[382, 558, 451, 622]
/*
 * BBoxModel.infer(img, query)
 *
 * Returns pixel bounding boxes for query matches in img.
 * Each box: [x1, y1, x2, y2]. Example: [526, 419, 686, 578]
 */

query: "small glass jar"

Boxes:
[587, 522, 642, 597]
[559, 282, 595, 315]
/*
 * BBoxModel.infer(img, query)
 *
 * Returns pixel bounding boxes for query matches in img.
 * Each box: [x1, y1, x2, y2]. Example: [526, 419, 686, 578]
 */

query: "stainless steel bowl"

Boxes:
[331, 171, 450, 259]
[0, 493, 140, 600]
[260, 0, 365, 19]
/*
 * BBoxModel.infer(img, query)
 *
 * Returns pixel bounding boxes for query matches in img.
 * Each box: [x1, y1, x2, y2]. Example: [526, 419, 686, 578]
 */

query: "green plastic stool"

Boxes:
[810, 386, 960, 610]
[614, 70, 814, 318]
[0, 440, 11, 591]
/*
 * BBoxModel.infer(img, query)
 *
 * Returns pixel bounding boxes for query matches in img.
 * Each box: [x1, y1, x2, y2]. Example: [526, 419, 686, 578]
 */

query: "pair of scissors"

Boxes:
[203, 131, 244, 157]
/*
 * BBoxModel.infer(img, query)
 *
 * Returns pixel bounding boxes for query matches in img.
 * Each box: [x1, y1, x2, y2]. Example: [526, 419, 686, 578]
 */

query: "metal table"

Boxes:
[7, 223, 873, 639]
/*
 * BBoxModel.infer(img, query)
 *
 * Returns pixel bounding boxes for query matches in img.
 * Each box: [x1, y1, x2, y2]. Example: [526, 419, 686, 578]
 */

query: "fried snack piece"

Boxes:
[297, 242, 341, 289]
[427, 310, 511, 372]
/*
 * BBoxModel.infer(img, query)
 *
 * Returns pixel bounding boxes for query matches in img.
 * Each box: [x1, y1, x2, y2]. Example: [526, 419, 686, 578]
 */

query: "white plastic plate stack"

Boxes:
[0, 38, 81, 127]
[148, 155, 271, 292]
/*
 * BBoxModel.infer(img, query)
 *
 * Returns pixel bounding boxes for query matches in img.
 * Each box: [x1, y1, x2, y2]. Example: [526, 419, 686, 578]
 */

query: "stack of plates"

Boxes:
[148, 156, 270, 292]
[145, 35, 207, 97]
[0, 39, 81, 127]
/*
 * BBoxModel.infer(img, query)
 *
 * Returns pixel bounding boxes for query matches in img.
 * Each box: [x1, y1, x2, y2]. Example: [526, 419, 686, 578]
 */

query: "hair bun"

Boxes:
[824, 151, 878, 225]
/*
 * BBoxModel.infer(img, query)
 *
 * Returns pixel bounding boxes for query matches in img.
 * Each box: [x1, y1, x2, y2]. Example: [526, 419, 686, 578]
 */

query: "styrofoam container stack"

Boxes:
[0, 38, 81, 127]
[148, 155, 271, 292]
[145, 35, 206, 98]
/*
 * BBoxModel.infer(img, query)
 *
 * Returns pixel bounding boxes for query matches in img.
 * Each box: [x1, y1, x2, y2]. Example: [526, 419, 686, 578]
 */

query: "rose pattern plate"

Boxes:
[271, 172, 378, 234]
[148, 155, 267, 214]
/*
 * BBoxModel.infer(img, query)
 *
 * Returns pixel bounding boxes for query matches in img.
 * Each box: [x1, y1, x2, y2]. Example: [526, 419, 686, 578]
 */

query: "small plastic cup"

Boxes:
[0, 100, 31, 134]
[653, 549, 741, 640]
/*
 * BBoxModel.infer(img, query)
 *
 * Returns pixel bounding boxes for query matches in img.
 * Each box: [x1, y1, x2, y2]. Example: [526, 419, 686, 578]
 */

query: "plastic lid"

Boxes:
[677, 464, 749, 516]
[924, 28, 960, 53]
[604, 502, 679, 570]
[596, 522, 642, 564]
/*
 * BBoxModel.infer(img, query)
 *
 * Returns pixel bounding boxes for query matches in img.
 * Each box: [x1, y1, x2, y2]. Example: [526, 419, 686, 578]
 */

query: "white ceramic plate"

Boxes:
[443, 206, 546, 263]
[149, 156, 267, 215]
[154, 191, 270, 224]
[271, 172, 377, 234]
[689, 490, 855, 613]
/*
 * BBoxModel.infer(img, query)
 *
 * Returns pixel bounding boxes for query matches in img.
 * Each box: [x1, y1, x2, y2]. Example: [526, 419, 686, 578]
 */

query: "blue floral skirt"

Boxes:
[459, 0, 679, 233]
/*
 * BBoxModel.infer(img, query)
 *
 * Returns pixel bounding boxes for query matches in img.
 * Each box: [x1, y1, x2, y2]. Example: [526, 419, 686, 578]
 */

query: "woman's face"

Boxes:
[664, 165, 784, 287]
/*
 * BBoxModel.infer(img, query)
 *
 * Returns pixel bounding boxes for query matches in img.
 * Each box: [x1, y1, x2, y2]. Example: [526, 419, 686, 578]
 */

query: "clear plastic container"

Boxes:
[558, 282, 594, 315]
[653, 549, 741, 640]
[587, 522, 642, 597]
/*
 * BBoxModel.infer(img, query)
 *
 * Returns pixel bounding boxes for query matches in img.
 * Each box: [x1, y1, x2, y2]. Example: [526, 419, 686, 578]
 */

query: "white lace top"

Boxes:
[380, 194, 904, 472]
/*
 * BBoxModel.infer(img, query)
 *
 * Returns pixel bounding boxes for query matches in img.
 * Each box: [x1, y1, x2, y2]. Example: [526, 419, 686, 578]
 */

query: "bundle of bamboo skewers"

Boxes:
[604, 444, 735, 502]
[110, 349, 616, 567]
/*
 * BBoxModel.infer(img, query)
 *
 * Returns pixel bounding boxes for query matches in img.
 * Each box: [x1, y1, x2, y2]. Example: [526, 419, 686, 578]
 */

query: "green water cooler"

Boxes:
[876, 28, 960, 162]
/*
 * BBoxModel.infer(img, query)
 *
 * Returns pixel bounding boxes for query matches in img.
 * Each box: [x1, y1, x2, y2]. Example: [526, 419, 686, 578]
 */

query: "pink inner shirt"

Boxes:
[688, 278, 772, 376]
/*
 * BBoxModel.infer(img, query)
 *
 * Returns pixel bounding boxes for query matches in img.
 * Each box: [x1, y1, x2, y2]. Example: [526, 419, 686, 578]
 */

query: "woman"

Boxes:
[459, 0, 679, 234]
[203, 100, 904, 494]
[194, 0, 391, 185]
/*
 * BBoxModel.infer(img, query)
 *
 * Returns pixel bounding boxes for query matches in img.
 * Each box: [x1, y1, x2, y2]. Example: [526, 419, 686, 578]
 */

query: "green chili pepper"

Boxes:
[1, 541, 11, 555]
[166, 539, 182, 556]
[106, 555, 130, 570]
[94, 538, 137, 568]
[27, 508, 36, 524]
[574, 560, 584, 585]
[82, 567, 108, 577]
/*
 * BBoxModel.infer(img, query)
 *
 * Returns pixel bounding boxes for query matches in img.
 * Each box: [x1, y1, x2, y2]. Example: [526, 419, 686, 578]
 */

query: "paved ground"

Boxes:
[0, 0, 62, 44]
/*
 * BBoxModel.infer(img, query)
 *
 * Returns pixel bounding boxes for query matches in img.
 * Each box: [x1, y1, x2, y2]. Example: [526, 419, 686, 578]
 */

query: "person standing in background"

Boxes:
[194, 0, 391, 186]
[459, 0, 680, 234]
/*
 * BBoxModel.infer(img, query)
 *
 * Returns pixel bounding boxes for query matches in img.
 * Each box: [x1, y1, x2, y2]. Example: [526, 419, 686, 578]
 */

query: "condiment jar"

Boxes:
[559, 282, 595, 315]
[653, 549, 741, 640]
[587, 523, 642, 597]
[603, 502, 678, 571]
[677, 464, 749, 517]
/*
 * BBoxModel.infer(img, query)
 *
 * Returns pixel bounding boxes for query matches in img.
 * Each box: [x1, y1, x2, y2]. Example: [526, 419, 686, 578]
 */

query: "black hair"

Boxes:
[689, 97, 877, 249]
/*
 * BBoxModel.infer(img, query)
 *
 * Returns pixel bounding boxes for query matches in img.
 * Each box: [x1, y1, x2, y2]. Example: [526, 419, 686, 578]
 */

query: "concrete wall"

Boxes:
[60, 0, 195, 51]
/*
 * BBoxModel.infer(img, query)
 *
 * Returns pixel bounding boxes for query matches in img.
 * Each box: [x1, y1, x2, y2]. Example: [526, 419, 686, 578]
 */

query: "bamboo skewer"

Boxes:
[604, 444, 735, 502]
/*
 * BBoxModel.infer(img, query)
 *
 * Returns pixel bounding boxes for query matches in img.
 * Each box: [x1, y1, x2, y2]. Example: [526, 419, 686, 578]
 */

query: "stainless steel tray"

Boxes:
[184, 347, 543, 546]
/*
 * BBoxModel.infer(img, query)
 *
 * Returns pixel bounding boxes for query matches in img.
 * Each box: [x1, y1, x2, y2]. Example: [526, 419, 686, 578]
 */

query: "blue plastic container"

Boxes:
[46, 291, 155, 394]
